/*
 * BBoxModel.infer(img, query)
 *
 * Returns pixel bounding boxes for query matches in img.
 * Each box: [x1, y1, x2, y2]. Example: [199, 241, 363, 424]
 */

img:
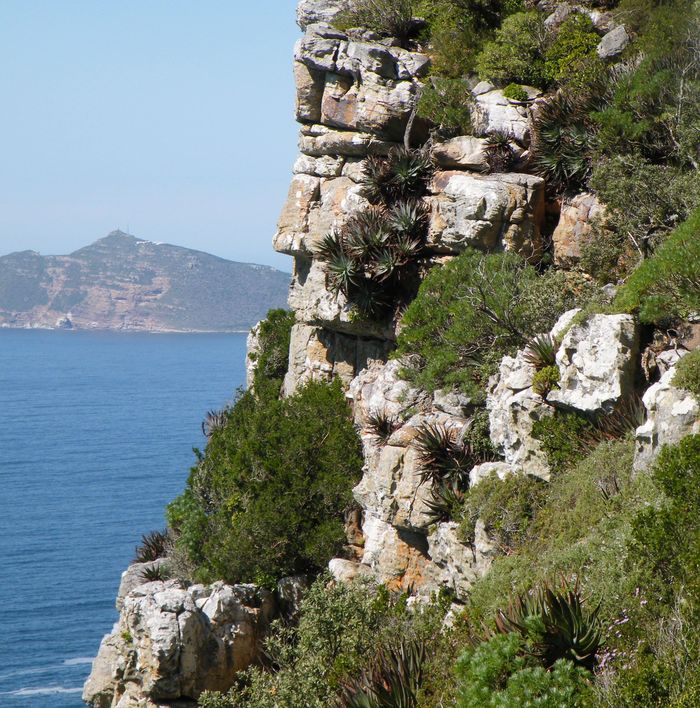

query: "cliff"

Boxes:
[0, 231, 289, 332]
[84, 0, 700, 706]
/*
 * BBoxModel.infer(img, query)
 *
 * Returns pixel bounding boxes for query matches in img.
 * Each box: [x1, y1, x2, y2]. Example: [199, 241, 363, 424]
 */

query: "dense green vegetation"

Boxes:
[248, 308, 295, 398]
[394, 249, 590, 398]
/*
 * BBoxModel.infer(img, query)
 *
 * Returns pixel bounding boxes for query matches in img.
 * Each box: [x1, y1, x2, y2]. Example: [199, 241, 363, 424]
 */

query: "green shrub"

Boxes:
[531, 412, 596, 476]
[579, 220, 634, 284]
[417, 77, 473, 137]
[591, 156, 700, 261]
[673, 350, 700, 399]
[461, 472, 548, 553]
[502, 82, 528, 101]
[475, 11, 547, 88]
[464, 408, 500, 462]
[543, 14, 603, 89]
[167, 380, 363, 585]
[630, 435, 700, 605]
[395, 251, 587, 398]
[249, 308, 295, 399]
[614, 207, 700, 323]
[455, 633, 595, 707]
[532, 365, 560, 398]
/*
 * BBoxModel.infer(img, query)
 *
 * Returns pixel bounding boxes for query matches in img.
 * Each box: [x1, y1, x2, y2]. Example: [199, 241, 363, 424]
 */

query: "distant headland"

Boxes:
[0, 231, 290, 332]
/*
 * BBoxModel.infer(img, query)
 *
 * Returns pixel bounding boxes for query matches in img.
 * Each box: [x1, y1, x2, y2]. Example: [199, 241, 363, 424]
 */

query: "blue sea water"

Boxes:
[0, 329, 248, 707]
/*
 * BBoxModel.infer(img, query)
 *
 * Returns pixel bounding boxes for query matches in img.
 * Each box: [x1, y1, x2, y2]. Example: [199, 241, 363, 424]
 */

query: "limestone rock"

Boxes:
[487, 350, 553, 480]
[245, 321, 262, 390]
[299, 123, 396, 157]
[598, 25, 630, 59]
[427, 520, 495, 601]
[472, 84, 534, 145]
[549, 314, 639, 414]
[277, 575, 312, 621]
[116, 560, 169, 612]
[428, 171, 545, 260]
[552, 192, 604, 266]
[84, 580, 275, 708]
[283, 322, 393, 394]
[273, 174, 321, 256]
[469, 461, 515, 487]
[287, 257, 396, 339]
[432, 136, 488, 171]
[634, 361, 700, 472]
[294, 153, 345, 178]
[297, 0, 347, 30]
[294, 61, 325, 123]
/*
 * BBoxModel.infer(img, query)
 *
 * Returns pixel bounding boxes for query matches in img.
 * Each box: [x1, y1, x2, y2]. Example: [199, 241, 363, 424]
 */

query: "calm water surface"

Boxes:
[0, 329, 247, 707]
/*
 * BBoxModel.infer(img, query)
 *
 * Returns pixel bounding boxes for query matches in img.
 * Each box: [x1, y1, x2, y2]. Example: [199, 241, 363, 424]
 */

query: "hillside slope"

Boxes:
[0, 231, 290, 332]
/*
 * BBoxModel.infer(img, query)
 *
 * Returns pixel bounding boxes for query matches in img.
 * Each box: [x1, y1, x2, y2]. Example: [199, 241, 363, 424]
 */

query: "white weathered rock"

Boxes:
[116, 560, 169, 612]
[294, 61, 325, 123]
[549, 314, 639, 414]
[299, 123, 396, 157]
[427, 520, 495, 601]
[598, 25, 630, 59]
[487, 349, 553, 480]
[552, 192, 605, 266]
[432, 136, 488, 171]
[472, 87, 534, 145]
[294, 153, 345, 178]
[469, 461, 515, 487]
[634, 361, 700, 472]
[84, 580, 275, 708]
[297, 0, 347, 30]
[329, 558, 365, 583]
[245, 321, 262, 390]
[428, 171, 545, 260]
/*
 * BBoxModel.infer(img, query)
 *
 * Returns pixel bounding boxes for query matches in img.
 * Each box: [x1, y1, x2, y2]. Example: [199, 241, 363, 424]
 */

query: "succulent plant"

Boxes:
[532, 365, 561, 398]
[485, 130, 516, 172]
[524, 334, 559, 370]
[387, 200, 429, 239]
[365, 412, 400, 445]
[141, 562, 170, 582]
[338, 637, 427, 708]
[424, 480, 466, 524]
[495, 579, 602, 671]
[414, 422, 474, 487]
[362, 147, 433, 205]
[134, 529, 170, 563]
[327, 252, 361, 294]
[202, 409, 228, 438]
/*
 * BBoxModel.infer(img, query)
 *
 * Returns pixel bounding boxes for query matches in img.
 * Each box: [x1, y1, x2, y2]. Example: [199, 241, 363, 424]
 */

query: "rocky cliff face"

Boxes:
[84, 1, 695, 705]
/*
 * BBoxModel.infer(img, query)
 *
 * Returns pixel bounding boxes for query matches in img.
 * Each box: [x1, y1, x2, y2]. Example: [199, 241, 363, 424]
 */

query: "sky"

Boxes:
[0, 1, 301, 270]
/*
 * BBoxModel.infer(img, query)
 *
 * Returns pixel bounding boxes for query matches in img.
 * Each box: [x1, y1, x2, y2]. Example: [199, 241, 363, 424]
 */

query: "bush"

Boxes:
[532, 365, 560, 398]
[249, 309, 295, 399]
[503, 82, 528, 101]
[591, 156, 700, 260]
[475, 11, 547, 88]
[543, 14, 603, 89]
[461, 472, 548, 553]
[455, 633, 595, 707]
[613, 207, 700, 324]
[673, 350, 700, 399]
[630, 435, 700, 605]
[396, 250, 589, 398]
[531, 412, 597, 476]
[336, 0, 417, 44]
[417, 77, 473, 137]
[167, 380, 363, 585]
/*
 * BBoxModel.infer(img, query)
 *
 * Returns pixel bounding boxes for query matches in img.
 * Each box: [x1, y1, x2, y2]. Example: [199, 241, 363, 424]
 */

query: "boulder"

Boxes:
[272, 174, 321, 256]
[472, 83, 534, 145]
[548, 314, 639, 414]
[432, 136, 488, 171]
[597, 25, 630, 59]
[634, 361, 700, 472]
[294, 153, 345, 178]
[427, 171, 545, 260]
[294, 61, 325, 123]
[552, 192, 605, 266]
[84, 580, 275, 707]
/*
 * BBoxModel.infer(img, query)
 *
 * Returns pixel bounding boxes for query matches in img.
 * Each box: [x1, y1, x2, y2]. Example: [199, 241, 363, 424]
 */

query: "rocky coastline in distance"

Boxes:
[0, 231, 290, 333]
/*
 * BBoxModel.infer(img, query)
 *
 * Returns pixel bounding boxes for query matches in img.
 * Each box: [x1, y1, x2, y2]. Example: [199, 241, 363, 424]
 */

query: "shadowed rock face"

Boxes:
[0, 231, 290, 332]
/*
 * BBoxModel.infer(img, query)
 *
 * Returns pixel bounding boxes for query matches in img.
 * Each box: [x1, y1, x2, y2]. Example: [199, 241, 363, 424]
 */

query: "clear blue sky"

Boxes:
[0, 1, 300, 270]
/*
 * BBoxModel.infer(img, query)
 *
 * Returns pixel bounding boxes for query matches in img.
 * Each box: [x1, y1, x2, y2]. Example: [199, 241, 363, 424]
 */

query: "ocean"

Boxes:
[0, 329, 248, 707]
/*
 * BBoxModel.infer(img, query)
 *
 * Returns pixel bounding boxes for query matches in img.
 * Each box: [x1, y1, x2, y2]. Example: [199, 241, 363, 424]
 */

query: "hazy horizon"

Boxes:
[0, 1, 300, 270]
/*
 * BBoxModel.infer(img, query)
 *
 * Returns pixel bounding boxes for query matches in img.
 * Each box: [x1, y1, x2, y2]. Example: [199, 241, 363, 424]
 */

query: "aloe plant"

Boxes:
[414, 422, 474, 487]
[495, 579, 602, 671]
[523, 334, 558, 370]
[134, 529, 170, 563]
